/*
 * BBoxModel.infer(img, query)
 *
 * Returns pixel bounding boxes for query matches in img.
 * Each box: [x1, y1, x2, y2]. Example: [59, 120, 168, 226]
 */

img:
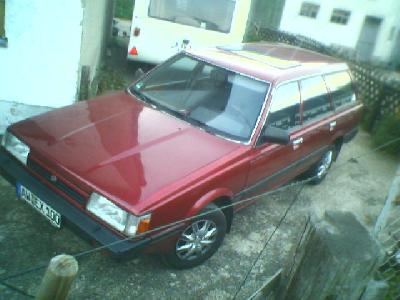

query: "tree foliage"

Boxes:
[115, 0, 134, 20]
[372, 115, 400, 155]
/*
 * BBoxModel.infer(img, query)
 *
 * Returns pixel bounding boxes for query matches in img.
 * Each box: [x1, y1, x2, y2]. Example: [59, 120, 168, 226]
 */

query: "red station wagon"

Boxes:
[0, 43, 362, 268]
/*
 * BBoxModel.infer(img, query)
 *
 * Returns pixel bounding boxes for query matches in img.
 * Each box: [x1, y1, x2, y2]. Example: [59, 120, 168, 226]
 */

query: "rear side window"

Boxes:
[267, 82, 301, 130]
[300, 76, 332, 123]
[324, 71, 356, 109]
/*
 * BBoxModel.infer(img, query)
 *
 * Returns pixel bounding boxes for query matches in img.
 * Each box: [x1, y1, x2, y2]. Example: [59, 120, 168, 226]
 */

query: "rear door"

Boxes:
[324, 71, 360, 137]
[298, 75, 336, 167]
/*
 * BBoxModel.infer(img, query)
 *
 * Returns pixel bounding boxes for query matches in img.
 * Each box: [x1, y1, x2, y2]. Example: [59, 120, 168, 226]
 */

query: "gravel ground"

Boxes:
[0, 130, 398, 300]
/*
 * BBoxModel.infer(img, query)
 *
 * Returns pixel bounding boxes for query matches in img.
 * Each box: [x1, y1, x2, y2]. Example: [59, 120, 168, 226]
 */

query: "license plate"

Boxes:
[16, 183, 61, 228]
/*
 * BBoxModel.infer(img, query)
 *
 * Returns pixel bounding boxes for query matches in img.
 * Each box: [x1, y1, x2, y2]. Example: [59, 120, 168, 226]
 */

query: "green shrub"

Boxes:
[0, 0, 5, 37]
[361, 101, 381, 132]
[96, 67, 126, 95]
[372, 114, 400, 155]
[115, 0, 134, 20]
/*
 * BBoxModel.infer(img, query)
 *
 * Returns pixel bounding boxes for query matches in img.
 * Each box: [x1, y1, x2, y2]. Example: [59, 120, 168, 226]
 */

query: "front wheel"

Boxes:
[307, 147, 335, 185]
[162, 203, 227, 269]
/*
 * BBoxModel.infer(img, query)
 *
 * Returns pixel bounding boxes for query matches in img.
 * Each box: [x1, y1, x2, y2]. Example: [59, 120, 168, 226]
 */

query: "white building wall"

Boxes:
[80, 0, 110, 83]
[279, 0, 400, 62]
[0, 0, 84, 132]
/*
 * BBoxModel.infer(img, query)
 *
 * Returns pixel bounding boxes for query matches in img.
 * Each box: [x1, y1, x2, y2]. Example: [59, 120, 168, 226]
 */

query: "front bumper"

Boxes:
[0, 147, 180, 257]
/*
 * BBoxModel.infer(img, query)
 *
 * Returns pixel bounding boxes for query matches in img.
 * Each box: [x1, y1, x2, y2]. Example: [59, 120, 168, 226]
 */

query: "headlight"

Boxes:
[87, 193, 151, 237]
[2, 131, 30, 165]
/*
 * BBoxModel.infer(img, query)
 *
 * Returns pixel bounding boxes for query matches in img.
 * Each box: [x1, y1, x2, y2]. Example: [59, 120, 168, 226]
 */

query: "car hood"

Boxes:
[11, 92, 242, 212]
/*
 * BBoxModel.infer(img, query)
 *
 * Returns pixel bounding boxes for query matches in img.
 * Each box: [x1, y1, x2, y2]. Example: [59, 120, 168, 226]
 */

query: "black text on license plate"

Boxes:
[17, 183, 61, 228]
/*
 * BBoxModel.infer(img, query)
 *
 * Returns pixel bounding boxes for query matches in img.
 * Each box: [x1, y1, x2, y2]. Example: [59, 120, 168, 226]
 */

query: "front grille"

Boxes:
[27, 159, 87, 205]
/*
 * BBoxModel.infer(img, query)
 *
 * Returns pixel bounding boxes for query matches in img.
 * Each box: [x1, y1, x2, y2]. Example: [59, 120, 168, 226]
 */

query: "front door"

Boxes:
[244, 81, 304, 200]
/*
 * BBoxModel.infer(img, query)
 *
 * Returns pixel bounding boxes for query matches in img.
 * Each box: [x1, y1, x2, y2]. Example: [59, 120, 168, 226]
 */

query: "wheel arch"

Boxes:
[185, 188, 234, 233]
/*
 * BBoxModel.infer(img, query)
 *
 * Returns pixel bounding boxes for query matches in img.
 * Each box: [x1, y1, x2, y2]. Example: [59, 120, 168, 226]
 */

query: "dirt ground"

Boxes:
[0, 45, 399, 299]
[0, 129, 398, 300]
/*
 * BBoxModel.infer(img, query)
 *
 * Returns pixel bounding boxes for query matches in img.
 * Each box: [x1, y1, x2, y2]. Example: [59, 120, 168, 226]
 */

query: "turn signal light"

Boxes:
[137, 217, 151, 233]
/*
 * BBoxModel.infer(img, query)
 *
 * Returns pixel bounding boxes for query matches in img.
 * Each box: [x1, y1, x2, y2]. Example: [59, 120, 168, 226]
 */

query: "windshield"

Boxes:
[148, 0, 236, 33]
[129, 54, 269, 143]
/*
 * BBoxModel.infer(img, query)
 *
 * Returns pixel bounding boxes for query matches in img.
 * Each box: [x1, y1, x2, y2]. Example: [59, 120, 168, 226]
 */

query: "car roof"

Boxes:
[187, 42, 348, 85]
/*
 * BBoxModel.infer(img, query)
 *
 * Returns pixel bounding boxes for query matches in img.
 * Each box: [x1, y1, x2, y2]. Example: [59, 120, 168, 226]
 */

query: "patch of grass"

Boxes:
[385, 272, 400, 300]
[115, 0, 134, 20]
[372, 115, 400, 155]
[96, 67, 126, 95]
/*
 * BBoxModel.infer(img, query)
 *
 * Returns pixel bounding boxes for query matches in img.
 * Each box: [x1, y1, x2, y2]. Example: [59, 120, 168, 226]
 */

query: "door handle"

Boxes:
[329, 121, 337, 132]
[292, 137, 303, 150]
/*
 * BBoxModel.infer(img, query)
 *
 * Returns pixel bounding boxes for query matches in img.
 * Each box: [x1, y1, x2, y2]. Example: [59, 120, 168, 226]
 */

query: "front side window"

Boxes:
[300, 76, 332, 123]
[324, 71, 356, 109]
[148, 0, 236, 33]
[130, 54, 269, 142]
[267, 82, 301, 130]
[330, 9, 351, 25]
[299, 2, 320, 19]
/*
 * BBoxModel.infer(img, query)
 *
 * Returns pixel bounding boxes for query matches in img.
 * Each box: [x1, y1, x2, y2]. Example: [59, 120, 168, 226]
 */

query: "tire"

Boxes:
[162, 203, 227, 269]
[307, 147, 336, 185]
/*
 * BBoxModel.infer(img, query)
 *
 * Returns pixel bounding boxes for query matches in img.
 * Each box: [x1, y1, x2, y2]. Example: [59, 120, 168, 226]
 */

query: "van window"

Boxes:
[324, 71, 356, 109]
[267, 82, 301, 130]
[148, 0, 236, 33]
[300, 76, 332, 123]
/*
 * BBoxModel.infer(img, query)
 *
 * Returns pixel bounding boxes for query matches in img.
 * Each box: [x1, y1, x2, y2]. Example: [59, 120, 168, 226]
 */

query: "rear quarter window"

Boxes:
[324, 71, 356, 109]
[300, 76, 332, 123]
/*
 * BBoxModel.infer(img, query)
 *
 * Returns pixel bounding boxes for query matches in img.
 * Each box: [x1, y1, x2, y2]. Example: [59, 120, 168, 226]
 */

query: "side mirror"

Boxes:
[132, 68, 145, 82]
[262, 126, 290, 145]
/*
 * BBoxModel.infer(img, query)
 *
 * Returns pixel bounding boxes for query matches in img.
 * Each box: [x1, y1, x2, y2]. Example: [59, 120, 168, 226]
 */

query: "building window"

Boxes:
[330, 9, 351, 25]
[0, 0, 6, 47]
[299, 2, 320, 19]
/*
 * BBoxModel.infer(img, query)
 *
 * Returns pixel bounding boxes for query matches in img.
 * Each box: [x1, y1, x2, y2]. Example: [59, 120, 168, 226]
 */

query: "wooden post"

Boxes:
[36, 254, 78, 300]
[279, 211, 383, 300]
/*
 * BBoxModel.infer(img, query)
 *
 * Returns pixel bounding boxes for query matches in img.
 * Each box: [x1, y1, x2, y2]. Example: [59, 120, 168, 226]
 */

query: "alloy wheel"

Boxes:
[316, 150, 333, 178]
[176, 220, 218, 261]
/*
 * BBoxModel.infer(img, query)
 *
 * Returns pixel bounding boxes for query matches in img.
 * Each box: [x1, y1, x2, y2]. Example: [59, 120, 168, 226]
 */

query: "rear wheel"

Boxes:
[307, 147, 335, 184]
[162, 203, 227, 269]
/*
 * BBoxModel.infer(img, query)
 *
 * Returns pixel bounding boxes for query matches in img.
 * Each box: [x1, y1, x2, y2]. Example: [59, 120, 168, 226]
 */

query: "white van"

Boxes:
[127, 0, 252, 64]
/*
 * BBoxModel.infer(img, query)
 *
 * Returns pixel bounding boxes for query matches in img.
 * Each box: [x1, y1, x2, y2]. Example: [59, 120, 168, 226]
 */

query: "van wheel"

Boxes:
[307, 147, 336, 185]
[162, 203, 227, 269]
